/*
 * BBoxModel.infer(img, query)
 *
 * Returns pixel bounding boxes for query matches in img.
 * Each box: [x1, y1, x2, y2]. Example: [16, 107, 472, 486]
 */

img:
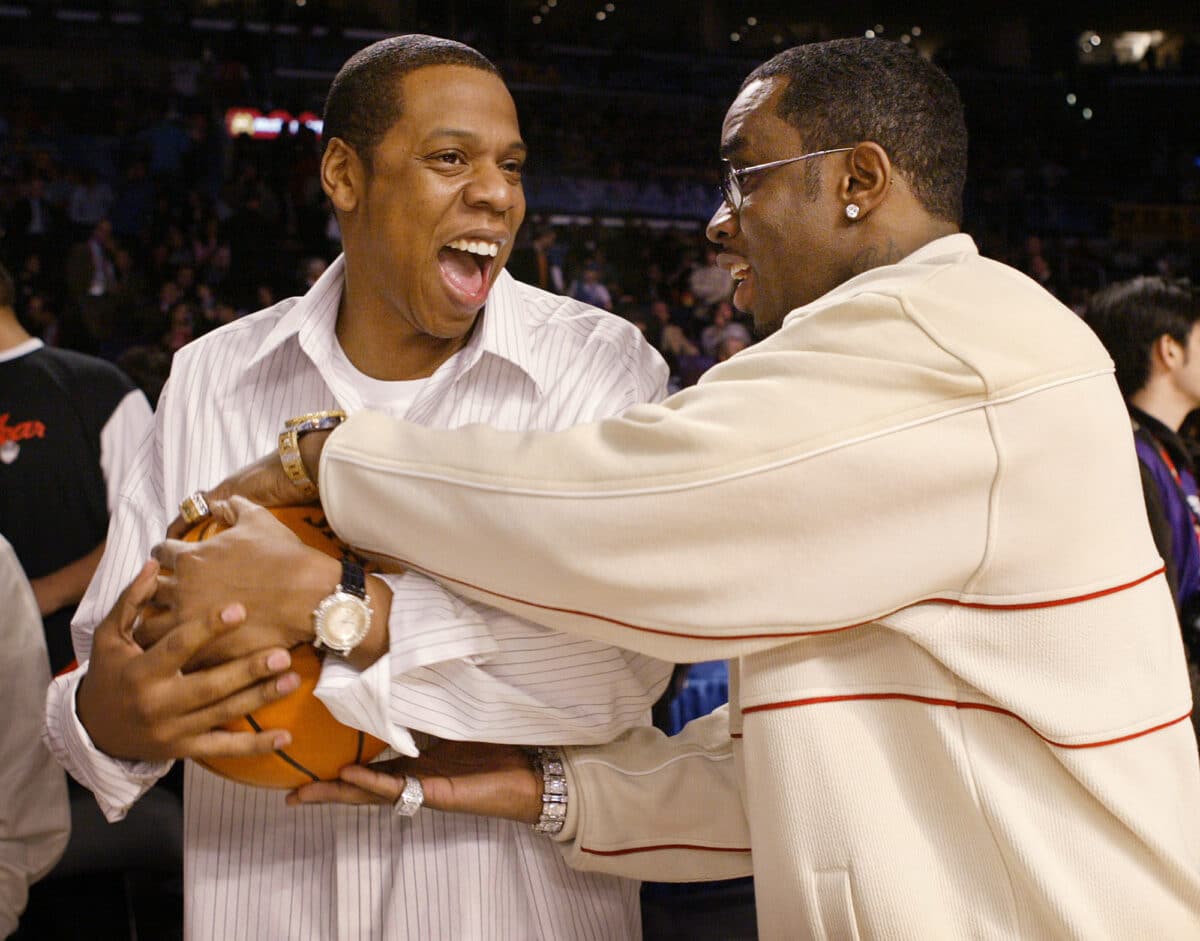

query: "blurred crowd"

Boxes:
[0, 39, 1197, 401]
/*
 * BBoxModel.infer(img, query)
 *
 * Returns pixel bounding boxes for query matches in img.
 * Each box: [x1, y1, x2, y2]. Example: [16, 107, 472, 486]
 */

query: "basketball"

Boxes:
[181, 505, 388, 789]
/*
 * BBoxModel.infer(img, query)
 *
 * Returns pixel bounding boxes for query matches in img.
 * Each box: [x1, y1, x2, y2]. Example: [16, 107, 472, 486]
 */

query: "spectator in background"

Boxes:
[110, 159, 154, 243]
[509, 226, 563, 293]
[115, 343, 171, 408]
[20, 293, 60, 347]
[64, 218, 119, 350]
[0, 259, 152, 673]
[700, 299, 751, 358]
[687, 245, 733, 315]
[67, 169, 115, 235]
[160, 300, 194, 355]
[5, 177, 64, 262]
[1085, 276, 1200, 731]
[299, 256, 328, 293]
[0, 533, 70, 939]
[715, 332, 747, 362]
[1, 257, 167, 940]
[568, 262, 613, 310]
[13, 252, 50, 310]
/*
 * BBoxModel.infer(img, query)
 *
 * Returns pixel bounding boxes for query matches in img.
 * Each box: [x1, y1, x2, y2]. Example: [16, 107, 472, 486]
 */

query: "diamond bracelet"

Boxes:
[531, 747, 567, 835]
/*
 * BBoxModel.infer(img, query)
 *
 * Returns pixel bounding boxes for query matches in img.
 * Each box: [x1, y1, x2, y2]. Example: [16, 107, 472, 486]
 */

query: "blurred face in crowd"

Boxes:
[706, 76, 852, 335]
[328, 65, 526, 341]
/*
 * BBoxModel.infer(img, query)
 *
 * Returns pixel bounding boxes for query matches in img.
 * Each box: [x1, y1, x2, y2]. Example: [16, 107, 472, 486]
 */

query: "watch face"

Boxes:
[318, 593, 371, 649]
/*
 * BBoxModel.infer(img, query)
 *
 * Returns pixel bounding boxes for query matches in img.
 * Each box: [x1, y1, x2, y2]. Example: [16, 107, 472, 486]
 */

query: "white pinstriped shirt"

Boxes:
[44, 256, 672, 940]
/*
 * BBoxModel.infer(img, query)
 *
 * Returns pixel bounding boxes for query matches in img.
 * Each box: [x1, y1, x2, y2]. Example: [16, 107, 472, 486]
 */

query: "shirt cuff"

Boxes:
[43, 663, 171, 822]
[378, 570, 503, 671]
[314, 571, 498, 755]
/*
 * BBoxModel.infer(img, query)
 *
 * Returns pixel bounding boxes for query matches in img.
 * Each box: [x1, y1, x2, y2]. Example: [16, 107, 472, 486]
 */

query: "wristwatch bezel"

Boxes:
[312, 559, 372, 656]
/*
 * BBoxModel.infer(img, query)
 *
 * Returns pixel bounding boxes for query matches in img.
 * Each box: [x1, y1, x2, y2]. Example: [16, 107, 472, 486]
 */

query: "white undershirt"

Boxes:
[326, 336, 437, 416]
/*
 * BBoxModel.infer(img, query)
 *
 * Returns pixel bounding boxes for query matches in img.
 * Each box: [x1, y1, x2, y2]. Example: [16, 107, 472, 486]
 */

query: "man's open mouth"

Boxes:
[438, 238, 501, 307]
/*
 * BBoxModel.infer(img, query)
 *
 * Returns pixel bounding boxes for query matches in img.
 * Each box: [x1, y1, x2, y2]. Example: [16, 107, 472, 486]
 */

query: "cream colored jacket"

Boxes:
[319, 235, 1200, 940]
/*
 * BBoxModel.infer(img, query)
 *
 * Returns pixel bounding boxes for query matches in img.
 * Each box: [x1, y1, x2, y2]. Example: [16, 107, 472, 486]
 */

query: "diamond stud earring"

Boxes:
[845, 203, 860, 220]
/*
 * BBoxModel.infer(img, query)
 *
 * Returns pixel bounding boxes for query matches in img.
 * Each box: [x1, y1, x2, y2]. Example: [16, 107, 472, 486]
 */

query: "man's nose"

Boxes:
[706, 198, 738, 244]
[465, 163, 519, 214]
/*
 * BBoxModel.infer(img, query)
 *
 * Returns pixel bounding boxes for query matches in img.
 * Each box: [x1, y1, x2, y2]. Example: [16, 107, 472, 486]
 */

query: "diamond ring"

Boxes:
[393, 775, 424, 817]
[179, 491, 211, 526]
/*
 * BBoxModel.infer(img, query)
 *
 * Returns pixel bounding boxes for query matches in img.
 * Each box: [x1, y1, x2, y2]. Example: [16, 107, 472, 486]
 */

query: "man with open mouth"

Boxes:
[46, 34, 670, 941]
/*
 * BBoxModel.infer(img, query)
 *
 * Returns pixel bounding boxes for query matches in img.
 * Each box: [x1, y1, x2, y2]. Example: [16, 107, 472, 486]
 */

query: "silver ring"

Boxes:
[393, 775, 424, 817]
[179, 491, 211, 526]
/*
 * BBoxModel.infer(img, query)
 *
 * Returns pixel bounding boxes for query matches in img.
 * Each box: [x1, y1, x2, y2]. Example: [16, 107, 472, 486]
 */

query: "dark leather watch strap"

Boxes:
[339, 558, 367, 599]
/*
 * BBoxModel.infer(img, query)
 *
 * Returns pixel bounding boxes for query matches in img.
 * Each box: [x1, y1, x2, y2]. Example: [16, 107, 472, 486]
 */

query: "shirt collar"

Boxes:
[0, 337, 44, 363]
[245, 257, 546, 394]
[1131, 404, 1195, 476]
[447, 268, 546, 394]
[244, 254, 345, 371]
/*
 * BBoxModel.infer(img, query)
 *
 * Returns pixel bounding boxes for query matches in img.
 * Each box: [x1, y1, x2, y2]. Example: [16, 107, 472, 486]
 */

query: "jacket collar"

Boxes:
[786, 232, 980, 328]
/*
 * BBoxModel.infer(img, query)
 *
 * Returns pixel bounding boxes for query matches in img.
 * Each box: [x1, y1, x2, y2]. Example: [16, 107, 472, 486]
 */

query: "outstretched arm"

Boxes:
[290, 706, 753, 884]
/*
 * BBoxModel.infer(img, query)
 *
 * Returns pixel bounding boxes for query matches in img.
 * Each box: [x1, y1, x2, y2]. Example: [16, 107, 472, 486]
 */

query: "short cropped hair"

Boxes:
[322, 34, 500, 170]
[0, 261, 14, 310]
[1086, 277, 1200, 398]
[744, 38, 968, 225]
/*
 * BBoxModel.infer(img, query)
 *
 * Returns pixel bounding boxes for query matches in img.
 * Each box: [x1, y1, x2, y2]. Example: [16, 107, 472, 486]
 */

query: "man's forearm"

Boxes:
[31, 541, 105, 617]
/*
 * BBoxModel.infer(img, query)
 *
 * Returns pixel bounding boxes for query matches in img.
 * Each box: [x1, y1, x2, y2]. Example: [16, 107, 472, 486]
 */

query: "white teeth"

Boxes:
[730, 263, 751, 281]
[447, 238, 500, 257]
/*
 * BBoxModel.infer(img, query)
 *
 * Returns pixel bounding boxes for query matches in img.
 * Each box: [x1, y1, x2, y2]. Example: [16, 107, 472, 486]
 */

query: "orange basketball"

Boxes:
[182, 505, 388, 789]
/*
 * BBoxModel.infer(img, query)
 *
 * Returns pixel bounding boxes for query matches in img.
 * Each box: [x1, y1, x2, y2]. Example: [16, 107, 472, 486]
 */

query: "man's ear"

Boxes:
[838, 141, 891, 221]
[1155, 333, 1183, 371]
[321, 138, 363, 214]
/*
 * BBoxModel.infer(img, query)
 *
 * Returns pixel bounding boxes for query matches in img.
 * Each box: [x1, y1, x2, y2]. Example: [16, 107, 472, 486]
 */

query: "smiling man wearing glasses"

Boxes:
[120, 37, 1199, 940]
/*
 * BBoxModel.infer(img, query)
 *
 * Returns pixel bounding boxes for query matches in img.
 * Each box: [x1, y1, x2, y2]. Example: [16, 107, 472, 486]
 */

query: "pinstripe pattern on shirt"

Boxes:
[45, 256, 670, 940]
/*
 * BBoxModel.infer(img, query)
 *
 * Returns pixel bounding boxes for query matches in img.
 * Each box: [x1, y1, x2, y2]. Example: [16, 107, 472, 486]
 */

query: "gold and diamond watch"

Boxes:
[278, 410, 346, 500]
[313, 558, 372, 656]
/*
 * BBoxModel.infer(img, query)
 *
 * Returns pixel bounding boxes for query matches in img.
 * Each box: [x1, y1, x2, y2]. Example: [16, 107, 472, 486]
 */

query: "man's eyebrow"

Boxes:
[719, 134, 747, 160]
[426, 128, 528, 154]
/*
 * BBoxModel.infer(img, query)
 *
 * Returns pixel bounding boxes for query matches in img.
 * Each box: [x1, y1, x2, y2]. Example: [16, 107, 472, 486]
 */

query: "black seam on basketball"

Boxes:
[354, 731, 364, 764]
[245, 713, 320, 783]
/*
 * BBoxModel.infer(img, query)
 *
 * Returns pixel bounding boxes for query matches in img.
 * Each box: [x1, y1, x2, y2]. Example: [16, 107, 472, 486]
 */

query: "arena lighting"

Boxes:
[1082, 108, 1093, 119]
[1066, 93, 1077, 105]
[874, 23, 885, 33]
[747, 16, 757, 26]
[532, 14, 541, 23]
[865, 29, 875, 38]
[911, 25, 922, 36]
[1111, 30, 1165, 65]
[224, 108, 323, 140]
[731, 32, 741, 42]
[605, 2, 615, 10]
[596, 10, 606, 20]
